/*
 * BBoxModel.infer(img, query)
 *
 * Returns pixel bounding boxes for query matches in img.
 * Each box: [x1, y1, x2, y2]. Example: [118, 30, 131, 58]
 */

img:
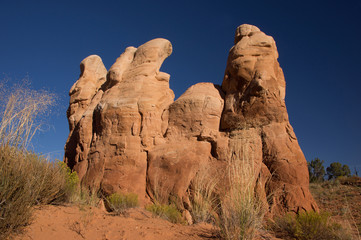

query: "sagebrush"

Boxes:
[0, 80, 76, 239]
[271, 211, 352, 240]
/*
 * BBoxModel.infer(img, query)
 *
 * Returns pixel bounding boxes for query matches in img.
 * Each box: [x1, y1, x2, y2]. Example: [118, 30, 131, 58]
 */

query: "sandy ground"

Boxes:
[13, 205, 219, 240]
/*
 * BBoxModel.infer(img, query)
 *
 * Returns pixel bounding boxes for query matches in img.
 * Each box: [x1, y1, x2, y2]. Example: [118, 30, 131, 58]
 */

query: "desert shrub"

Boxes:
[0, 79, 55, 150]
[146, 203, 184, 224]
[0, 146, 75, 239]
[0, 80, 68, 239]
[57, 161, 80, 202]
[216, 142, 266, 240]
[146, 176, 185, 224]
[189, 165, 218, 223]
[337, 175, 361, 186]
[70, 187, 101, 207]
[272, 211, 352, 240]
[106, 192, 138, 215]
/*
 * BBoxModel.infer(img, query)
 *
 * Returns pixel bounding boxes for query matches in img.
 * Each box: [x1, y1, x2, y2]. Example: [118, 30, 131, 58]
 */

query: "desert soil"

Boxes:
[310, 182, 361, 238]
[14, 182, 361, 240]
[13, 205, 219, 240]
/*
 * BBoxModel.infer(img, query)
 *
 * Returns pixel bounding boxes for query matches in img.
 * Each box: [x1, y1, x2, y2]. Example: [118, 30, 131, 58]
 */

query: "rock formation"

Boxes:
[64, 24, 318, 216]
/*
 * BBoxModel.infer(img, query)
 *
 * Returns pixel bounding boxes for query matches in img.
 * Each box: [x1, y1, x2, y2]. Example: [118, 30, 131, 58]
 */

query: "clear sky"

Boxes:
[0, 0, 360, 172]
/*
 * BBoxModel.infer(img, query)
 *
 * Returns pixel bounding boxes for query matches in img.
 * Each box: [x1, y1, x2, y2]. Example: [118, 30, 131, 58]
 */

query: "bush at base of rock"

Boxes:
[146, 203, 184, 224]
[106, 192, 138, 215]
[271, 211, 352, 240]
[0, 146, 78, 240]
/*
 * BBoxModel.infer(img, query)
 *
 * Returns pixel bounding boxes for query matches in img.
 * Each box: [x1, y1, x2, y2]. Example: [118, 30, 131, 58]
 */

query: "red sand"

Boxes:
[14, 205, 219, 240]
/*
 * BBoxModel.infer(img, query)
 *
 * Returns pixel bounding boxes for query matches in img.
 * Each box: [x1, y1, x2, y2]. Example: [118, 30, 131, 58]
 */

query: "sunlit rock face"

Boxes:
[64, 24, 317, 215]
[220, 24, 317, 214]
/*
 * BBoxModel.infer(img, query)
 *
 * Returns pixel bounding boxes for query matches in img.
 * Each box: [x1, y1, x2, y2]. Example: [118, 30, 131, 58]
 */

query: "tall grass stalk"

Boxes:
[0, 80, 68, 239]
[0, 80, 55, 150]
[190, 164, 218, 223]
[0, 147, 72, 239]
[217, 140, 266, 240]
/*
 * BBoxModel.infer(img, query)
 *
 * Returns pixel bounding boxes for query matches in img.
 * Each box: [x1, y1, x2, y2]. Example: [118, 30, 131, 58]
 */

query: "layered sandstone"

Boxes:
[221, 24, 316, 214]
[64, 24, 317, 216]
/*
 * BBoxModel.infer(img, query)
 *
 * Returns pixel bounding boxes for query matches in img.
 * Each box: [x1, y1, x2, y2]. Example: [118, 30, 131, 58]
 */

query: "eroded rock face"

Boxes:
[147, 82, 225, 208]
[221, 24, 317, 214]
[64, 25, 317, 215]
[64, 55, 107, 178]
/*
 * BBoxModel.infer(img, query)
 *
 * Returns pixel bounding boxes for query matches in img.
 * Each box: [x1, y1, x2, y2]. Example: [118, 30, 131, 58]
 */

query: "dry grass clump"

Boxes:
[0, 147, 77, 239]
[146, 174, 185, 224]
[189, 164, 218, 223]
[215, 141, 266, 240]
[271, 211, 353, 240]
[310, 180, 361, 237]
[146, 203, 184, 224]
[70, 187, 101, 207]
[0, 79, 55, 150]
[217, 160, 265, 240]
[106, 192, 139, 215]
[0, 80, 81, 239]
[337, 176, 361, 186]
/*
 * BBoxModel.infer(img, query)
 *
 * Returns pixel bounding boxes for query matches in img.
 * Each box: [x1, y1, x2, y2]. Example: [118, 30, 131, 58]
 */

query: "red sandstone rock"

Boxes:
[64, 55, 107, 179]
[147, 82, 225, 209]
[221, 24, 317, 214]
[64, 24, 317, 216]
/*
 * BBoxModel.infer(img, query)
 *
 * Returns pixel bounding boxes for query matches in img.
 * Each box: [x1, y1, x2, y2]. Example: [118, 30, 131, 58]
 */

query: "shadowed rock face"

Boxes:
[64, 24, 317, 215]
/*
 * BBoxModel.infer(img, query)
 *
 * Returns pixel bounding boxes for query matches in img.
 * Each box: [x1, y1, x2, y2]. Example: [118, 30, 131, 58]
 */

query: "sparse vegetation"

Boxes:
[0, 80, 81, 239]
[147, 174, 186, 224]
[271, 210, 352, 240]
[216, 142, 266, 240]
[106, 192, 139, 215]
[1, 78, 359, 240]
[0, 147, 68, 239]
[309, 179, 361, 238]
[0, 79, 55, 150]
[146, 203, 184, 224]
[58, 161, 80, 201]
[189, 164, 218, 223]
[71, 187, 102, 207]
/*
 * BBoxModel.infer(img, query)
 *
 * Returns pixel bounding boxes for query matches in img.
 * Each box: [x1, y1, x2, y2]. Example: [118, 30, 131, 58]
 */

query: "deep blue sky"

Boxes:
[1, 0, 360, 172]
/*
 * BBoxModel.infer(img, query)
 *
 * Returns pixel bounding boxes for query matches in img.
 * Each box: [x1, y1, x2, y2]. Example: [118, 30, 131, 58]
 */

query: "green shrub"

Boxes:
[146, 203, 183, 224]
[58, 161, 80, 201]
[106, 192, 138, 215]
[272, 211, 352, 240]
